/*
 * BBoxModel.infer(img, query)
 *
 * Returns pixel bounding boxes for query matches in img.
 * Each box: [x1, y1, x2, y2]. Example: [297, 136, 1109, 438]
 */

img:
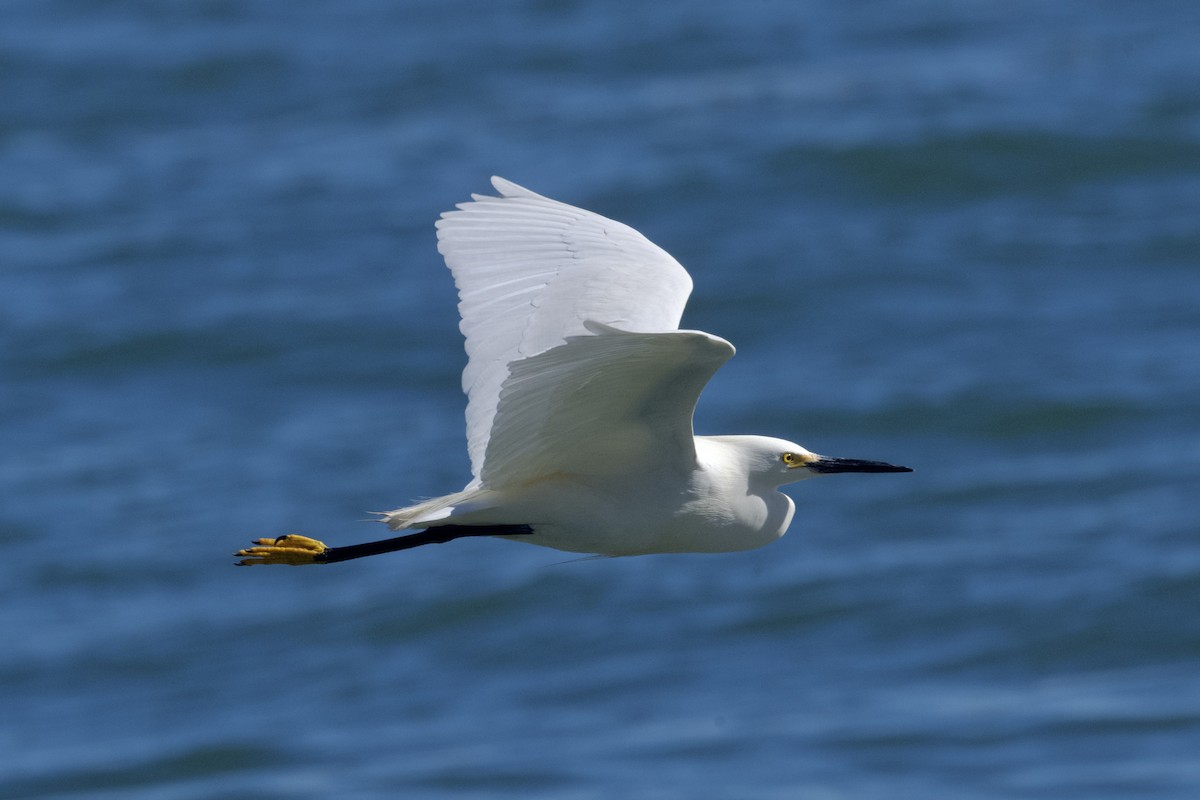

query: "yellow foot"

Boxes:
[235, 534, 329, 566]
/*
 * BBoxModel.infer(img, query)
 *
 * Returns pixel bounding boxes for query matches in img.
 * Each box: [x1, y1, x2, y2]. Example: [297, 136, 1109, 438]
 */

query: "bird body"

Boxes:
[381, 434, 799, 556]
[236, 178, 909, 566]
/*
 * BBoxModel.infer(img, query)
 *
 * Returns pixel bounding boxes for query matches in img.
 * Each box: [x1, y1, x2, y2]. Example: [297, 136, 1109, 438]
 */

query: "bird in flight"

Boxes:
[236, 178, 910, 566]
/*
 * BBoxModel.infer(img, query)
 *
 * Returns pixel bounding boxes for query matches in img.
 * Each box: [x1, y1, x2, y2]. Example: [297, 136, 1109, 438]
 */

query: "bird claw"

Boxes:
[235, 534, 329, 566]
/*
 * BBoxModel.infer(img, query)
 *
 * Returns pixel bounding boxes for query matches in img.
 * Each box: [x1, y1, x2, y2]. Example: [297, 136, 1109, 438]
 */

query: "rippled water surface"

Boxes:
[3, 2, 1199, 797]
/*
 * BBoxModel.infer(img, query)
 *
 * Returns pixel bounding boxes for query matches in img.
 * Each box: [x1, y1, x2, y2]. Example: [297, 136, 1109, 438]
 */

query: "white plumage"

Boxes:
[439, 177, 694, 484]
[236, 177, 909, 566]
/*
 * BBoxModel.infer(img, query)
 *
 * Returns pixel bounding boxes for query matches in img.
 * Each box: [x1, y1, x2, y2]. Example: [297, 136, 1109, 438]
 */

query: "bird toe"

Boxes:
[235, 534, 329, 566]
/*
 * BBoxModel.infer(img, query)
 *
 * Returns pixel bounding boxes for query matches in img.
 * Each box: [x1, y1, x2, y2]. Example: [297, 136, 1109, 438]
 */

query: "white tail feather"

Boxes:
[376, 489, 483, 531]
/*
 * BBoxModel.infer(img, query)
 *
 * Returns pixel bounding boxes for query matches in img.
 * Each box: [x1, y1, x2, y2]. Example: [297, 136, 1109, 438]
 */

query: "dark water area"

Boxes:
[3, 1, 1199, 797]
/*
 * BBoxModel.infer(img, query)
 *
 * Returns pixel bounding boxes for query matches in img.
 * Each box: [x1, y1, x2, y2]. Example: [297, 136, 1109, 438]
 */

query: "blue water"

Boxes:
[3, 1, 1200, 797]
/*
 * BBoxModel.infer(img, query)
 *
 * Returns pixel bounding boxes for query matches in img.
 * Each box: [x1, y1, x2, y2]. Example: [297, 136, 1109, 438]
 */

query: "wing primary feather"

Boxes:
[438, 178, 696, 480]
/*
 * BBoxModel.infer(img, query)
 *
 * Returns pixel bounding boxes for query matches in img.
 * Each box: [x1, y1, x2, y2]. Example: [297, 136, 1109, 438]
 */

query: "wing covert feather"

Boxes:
[480, 325, 734, 488]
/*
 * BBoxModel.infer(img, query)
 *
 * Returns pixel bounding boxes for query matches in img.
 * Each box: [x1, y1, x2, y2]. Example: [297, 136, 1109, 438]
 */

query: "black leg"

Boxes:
[315, 524, 534, 564]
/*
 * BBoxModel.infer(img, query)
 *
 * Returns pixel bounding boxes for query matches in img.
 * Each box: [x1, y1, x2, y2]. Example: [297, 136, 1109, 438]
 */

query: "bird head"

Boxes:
[725, 435, 912, 487]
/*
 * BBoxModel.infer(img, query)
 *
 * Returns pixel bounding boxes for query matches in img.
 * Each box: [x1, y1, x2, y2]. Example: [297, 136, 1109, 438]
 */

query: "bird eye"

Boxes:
[781, 452, 798, 466]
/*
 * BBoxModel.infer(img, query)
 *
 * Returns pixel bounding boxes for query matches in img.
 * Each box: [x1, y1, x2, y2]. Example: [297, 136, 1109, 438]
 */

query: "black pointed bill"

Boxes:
[808, 456, 912, 474]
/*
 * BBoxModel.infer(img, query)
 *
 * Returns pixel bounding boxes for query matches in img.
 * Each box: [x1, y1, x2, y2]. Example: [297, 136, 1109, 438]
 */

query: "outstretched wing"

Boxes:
[437, 177, 694, 480]
[479, 323, 735, 489]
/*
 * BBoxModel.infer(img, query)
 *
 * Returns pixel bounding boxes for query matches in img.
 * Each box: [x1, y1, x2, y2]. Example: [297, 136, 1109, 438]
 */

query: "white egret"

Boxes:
[236, 178, 910, 566]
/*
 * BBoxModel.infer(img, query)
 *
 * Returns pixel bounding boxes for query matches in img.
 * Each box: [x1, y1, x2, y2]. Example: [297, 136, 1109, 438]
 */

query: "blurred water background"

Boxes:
[3, 1, 1199, 797]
